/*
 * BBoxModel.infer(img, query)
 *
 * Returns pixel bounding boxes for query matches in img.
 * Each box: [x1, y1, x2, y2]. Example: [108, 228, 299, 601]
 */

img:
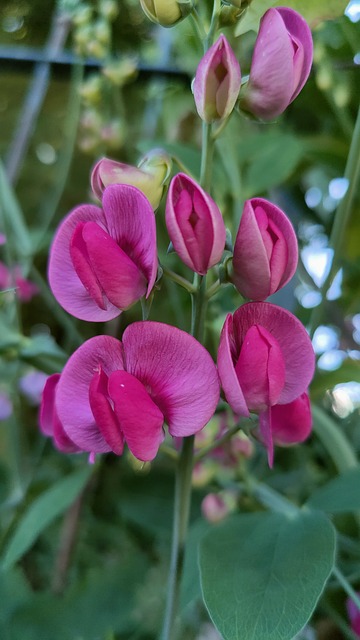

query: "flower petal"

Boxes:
[271, 392, 312, 445]
[108, 370, 164, 461]
[80, 221, 147, 309]
[217, 314, 250, 417]
[277, 7, 313, 102]
[232, 302, 315, 405]
[122, 321, 220, 436]
[89, 366, 124, 455]
[102, 184, 158, 297]
[48, 204, 120, 321]
[56, 336, 125, 453]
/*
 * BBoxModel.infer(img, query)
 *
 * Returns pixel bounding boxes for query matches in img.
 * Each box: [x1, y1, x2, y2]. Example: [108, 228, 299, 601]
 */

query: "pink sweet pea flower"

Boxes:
[347, 595, 360, 637]
[0, 391, 13, 421]
[55, 321, 220, 461]
[241, 7, 313, 121]
[217, 302, 315, 466]
[165, 173, 226, 275]
[0, 262, 39, 302]
[270, 391, 312, 446]
[48, 184, 157, 322]
[39, 374, 80, 453]
[232, 197, 298, 300]
[193, 34, 241, 123]
[91, 149, 172, 210]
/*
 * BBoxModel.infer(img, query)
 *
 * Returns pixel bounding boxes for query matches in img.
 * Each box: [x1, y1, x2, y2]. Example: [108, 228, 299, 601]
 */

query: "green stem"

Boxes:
[195, 422, 243, 462]
[333, 565, 360, 612]
[191, 274, 207, 340]
[309, 102, 360, 336]
[162, 265, 196, 293]
[312, 405, 358, 473]
[199, 122, 214, 192]
[161, 435, 195, 640]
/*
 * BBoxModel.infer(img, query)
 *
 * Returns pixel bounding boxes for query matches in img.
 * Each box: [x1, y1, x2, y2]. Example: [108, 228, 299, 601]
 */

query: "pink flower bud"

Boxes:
[241, 8, 313, 120]
[202, 492, 234, 523]
[232, 197, 298, 300]
[91, 148, 172, 210]
[193, 35, 241, 123]
[165, 173, 226, 275]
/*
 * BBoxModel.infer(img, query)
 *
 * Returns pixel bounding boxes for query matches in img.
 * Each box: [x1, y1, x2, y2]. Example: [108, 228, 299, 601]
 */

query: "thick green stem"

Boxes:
[191, 274, 207, 340]
[309, 103, 360, 336]
[161, 436, 195, 640]
[199, 122, 214, 191]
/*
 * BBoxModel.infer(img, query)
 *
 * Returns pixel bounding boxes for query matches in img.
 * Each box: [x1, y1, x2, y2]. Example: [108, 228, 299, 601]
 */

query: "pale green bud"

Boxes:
[139, 0, 193, 28]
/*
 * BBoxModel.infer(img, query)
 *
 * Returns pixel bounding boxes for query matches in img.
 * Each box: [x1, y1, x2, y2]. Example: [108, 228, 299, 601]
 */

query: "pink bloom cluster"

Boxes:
[41, 5, 315, 466]
[193, 8, 313, 122]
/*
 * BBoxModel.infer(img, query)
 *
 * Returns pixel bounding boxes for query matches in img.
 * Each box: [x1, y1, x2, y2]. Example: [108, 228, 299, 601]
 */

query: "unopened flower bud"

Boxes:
[140, 0, 192, 27]
[240, 8, 313, 120]
[165, 173, 226, 275]
[193, 34, 241, 123]
[91, 149, 172, 209]
[232, 198, 298, 301]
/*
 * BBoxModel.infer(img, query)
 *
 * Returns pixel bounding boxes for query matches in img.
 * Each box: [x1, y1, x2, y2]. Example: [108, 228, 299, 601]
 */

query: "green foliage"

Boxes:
[199, 510, 336, 640]
[307, 467, 360, 514]
[2, 466, 92, 571]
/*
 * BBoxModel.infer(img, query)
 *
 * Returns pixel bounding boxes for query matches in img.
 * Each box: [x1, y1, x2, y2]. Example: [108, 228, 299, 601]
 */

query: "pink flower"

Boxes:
[347, 595, 360, 637]
[217, 302, 315, 466]
[165, 173, 226, 275]
[91, 149, 172, 209]
[48, 184, 157, 322]
[270, 391, 312, 446]
[241, 8, 313, 120]
[39, 374, 80, 453]
[193, 34, 241, 123]
[55, 321, 220, 461]
[0, 262, 39, 302]
[232, 197, 298, 300]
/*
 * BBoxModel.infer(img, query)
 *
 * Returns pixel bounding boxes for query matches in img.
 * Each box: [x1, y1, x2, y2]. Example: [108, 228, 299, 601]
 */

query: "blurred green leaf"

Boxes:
[2, 466, 92, 571]
[307, 467, 360, 513]
[199, 510, 336, 640]
[0, 159, 31, 260]
[180, 518, 210, 611]
[311, 359, 360, 398]
[19, 334, 67, 373]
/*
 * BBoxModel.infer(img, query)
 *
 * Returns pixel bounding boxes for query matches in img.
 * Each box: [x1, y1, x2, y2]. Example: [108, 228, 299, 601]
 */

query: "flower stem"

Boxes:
[161, 435, 195, 640]
[191, 274, 207, 339]
[311, 405, 358, 473]
[333, 565, 360, 612]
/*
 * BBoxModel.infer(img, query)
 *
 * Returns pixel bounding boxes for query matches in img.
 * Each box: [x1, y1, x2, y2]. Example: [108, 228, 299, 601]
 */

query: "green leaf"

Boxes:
[181, 518, 210, 610]
[2, 466, 92, 571]
[0, 159, 32, 259]
[199, 510, 336, 640]
[307, 467, 360, 514]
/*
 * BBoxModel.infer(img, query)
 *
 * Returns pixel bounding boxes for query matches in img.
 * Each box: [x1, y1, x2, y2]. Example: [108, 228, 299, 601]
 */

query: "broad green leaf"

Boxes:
[2, 466, 92, 571]
[307, 467, 360, 514]
[199, 510, 336, 640]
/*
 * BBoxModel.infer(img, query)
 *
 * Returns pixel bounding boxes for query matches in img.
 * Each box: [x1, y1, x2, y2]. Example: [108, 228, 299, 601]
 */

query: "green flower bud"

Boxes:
[139, 0, 193, 28]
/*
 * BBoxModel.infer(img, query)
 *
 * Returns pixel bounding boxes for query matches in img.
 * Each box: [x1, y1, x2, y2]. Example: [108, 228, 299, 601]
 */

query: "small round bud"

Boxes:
[139, 0, 192, 28]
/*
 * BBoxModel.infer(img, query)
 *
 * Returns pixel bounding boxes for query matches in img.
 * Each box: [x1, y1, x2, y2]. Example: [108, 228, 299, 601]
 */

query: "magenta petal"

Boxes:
[70, 222, 106, 310]
[49, 204, 120, 322]
[232, 198, 298, 301]
[232, 303, 315, 405]
[277, 7, 313, 101]
[40, 374, 61, 437]
[271, 392, 312, 445]
[235, 325, 285, 412]
[166, 174, 225, 275]
[39, 374, 80, 453]
[81, 221, 147, 309]
[101, 184, 158, 297]
[89, 367, 124, 455]
[56, 336, 125, 453]
[108, 370, 164, 461]
[246, 9, 294, 120]
[122, 321, 220, 436]
[217, 315, 250, 417]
